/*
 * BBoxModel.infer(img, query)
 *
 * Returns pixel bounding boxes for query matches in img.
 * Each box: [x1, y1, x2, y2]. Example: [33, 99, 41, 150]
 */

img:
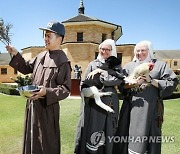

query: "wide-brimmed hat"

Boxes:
[39, 21, 65, 36]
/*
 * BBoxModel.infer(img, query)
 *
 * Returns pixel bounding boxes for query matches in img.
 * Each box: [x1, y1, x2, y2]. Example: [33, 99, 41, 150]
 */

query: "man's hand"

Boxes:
[29, 86, 46, 100]
[5, 45, 18, 56]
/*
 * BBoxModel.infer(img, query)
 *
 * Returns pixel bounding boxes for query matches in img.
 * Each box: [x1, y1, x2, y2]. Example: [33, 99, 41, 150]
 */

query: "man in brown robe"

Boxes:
[6, 21, 71, 154]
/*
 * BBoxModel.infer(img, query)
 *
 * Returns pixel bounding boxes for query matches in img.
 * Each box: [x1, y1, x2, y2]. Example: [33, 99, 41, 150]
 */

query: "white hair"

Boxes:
[133, 40, 155, 62]
[97, 39, 117, 63]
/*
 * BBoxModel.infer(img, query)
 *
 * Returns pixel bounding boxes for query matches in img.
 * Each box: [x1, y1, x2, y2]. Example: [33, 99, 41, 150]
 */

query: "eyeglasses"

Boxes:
[100, 48, 112, 52]
[136, 49, 149, 53]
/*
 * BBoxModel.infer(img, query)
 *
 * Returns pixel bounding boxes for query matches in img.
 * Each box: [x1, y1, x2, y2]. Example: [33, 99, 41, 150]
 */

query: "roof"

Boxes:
[0, 53, 11, 65]
[63, 14, 97, 23]
[21, 46, 44, 50]
[62, 14, 122, 41]
[63, 14, 121, 27]
[155, 50, 180, 60]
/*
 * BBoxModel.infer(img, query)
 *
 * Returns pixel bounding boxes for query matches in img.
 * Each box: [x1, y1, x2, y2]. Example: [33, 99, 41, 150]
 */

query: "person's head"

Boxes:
[39, 21, 65, 51]
[97, 39, 117, 63]
[133, 40, 155, 63]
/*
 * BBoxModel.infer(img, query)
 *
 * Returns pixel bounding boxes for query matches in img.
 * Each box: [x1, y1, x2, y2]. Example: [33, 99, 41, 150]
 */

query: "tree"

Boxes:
[0, 18, 13, 45]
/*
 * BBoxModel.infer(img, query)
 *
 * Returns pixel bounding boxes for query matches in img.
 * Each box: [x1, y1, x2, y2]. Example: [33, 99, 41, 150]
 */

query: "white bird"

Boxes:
[124, 62, 154, 85]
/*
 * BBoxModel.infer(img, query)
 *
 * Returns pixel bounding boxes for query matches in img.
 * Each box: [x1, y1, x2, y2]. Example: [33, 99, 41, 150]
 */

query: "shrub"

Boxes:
[10, 75, 32, 87]
[0, 75, 33, 95]
[176, 75, 180, 92]
[0, 83, 19, 95]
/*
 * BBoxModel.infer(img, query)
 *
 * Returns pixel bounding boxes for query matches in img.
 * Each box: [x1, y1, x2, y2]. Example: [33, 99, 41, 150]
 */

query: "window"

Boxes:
[102, 33, 107, 42]
[95, 52, 99, 59]
[117, 53, 122, 63]
[1, 68, 7, 74]
[77, 32, 83, 42]
[174, 61, 177, 66]
[14, 69, 18, 74]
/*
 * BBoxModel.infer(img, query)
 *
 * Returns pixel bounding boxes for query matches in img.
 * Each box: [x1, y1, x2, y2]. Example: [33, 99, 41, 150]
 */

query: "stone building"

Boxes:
[0, 53, 18, 83]
[0, 0, 180, 83]
[20, 0, 135, 79]
[155, 50, 180, 74]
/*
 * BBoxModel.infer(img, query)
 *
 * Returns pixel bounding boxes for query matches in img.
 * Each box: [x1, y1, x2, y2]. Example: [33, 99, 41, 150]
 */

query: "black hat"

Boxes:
[39, 21, 65, 36]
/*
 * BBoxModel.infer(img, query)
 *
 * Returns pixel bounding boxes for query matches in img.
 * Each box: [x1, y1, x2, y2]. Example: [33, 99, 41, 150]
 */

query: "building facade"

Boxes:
[0, 1, 179, 83]
[0, 53, 18, 83]
[19, 2, 135, 79]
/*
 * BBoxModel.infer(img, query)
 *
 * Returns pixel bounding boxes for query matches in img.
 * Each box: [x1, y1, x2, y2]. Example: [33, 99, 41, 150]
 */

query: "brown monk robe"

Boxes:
[10, 51, 71, 154]
[6, 21, 71, 154]
[9, 50, 71, 154]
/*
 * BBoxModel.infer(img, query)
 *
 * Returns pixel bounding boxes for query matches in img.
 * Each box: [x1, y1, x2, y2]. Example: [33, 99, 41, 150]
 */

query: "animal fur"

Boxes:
[81, 56, 124, 113]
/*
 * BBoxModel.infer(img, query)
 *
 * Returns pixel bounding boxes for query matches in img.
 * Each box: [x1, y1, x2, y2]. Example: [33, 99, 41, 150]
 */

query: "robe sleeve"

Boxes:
[45, 62, 71, 105]
[9, 52, 35, 74]
[157, 62, 178, 98]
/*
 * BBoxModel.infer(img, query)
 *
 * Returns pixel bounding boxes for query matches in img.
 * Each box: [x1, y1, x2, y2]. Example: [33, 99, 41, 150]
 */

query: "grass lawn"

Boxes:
[0, 94, 179, 154]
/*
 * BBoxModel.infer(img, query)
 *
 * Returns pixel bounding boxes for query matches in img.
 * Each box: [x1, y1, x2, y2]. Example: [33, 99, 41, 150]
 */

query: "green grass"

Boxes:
[0, 94, 179, 154]
[161, 99, 180, 154]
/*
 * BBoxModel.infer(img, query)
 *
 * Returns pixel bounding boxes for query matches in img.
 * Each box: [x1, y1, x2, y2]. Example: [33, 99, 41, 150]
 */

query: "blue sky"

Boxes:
[0, 0, 180, 53]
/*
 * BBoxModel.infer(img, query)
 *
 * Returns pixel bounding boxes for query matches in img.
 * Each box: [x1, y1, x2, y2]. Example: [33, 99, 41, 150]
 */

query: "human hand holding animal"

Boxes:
[123, 76, 145, 89]
[87, 68, 105, 79]
[124, 62, 154, 85]
[81, 56, 122, 113]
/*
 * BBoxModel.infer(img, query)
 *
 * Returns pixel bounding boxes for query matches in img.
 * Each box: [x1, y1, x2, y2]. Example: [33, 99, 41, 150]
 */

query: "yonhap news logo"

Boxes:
[108, 135, 175, 143]
[87, 131, 175, 152]
[90, 131, 105, 146]
[89, 131, 175, 144]
[86, 131, 105, 151]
